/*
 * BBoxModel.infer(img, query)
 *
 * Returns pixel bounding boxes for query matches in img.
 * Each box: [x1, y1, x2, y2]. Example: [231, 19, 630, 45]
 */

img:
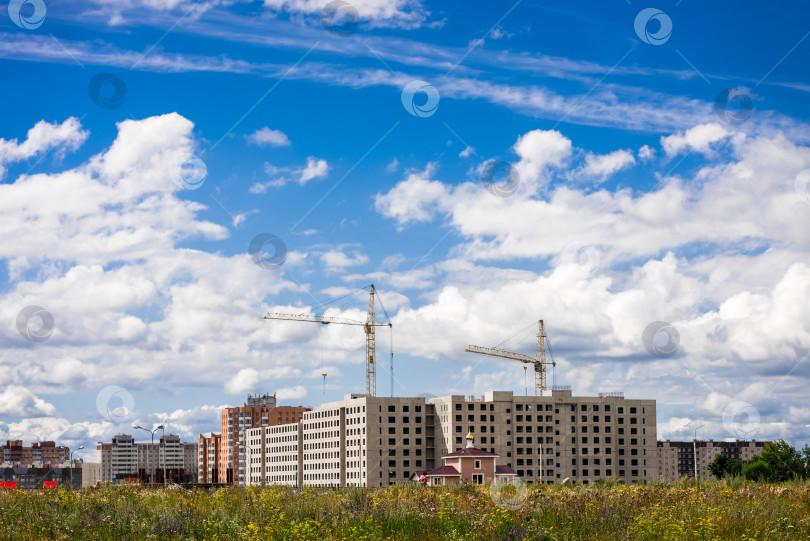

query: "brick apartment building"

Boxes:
[246, 387, 658, 487]
[197, 432, 221, 483]
[216, 393, 310, 485]
[1, 440, 70, 467]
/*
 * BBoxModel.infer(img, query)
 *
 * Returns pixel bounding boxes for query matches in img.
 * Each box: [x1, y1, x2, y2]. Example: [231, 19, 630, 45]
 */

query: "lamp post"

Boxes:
[70, 446, 84, 489]
[694, 424, 705, 482]
[160, 425, 167, 486]
[134, 424, 164, 487]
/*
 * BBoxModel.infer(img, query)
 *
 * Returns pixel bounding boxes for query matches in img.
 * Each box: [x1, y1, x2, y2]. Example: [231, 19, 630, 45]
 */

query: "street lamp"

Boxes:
[70, 446, 84, 489]
[694, 424, 705, 481]
[159, 425, 167, 486]
[134, 424, 164, 487]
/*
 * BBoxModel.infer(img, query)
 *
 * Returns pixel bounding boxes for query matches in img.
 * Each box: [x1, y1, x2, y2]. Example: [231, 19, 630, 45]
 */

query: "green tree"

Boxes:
[708, 454, 729, 479]
[758, 440, 804, 482]
[742, 460, 773, 482]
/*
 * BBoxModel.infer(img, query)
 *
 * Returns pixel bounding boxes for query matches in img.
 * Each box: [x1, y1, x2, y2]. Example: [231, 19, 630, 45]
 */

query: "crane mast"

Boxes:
[365, 284, 376, 398]
[264, 284, 387, 396]
[465, 320, 555, 396]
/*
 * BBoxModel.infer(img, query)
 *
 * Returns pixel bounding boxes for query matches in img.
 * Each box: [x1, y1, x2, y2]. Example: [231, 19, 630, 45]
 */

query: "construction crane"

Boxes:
[263, 285, 391, 397]
[465, 320, 555, 396]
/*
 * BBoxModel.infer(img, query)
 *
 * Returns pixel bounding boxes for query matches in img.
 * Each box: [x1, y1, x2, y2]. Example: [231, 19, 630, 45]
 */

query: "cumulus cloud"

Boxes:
[246, 127, 291, 147]
[512, 129, 572, 188]
[0, 386, 57, 417]
[374, 165, 451, 227]
[0, 117, 88, 179]
[573, 149, 635, 183]
[249, 156, 329, 192]
[638, 144, 655, 161]
[320, 249, 370, 270]
[661, 123, 731, 157]
[299, 156, 329, 183]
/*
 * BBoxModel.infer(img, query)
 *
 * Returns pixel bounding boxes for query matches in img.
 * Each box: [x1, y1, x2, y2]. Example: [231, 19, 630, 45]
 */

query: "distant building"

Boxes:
[246, 423, 302, 486]
[198, 433, 221, 483]
[657, 439, 767, 481]
[243, 388, 658, 488]
[1, 440, 70, 467]
[217, 393, 311, 486]
[97, 435, 138, 482]
[96, 434, 198, 483]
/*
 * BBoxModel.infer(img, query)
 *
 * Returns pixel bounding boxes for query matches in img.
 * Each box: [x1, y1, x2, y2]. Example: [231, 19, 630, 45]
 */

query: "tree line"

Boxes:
[708, 440, 810, 482]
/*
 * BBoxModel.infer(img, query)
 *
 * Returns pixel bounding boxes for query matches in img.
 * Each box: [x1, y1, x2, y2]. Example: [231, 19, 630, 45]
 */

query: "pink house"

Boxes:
[413, 431, 518, 486]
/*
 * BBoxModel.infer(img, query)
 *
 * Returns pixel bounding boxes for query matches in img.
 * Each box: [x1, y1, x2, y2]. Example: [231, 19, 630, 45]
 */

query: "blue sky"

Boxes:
[1, 0, 810, 461]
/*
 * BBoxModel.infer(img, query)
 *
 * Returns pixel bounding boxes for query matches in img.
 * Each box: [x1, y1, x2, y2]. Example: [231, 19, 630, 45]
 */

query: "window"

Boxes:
[403, 406, 410, 412]
[472, 474, 483, 484]
[388, 406, 396, 412]
[474, 460, 481, 469]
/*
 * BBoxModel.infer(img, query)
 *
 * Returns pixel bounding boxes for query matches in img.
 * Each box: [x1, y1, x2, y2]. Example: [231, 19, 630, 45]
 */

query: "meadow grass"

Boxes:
[1, 479, 809, 540]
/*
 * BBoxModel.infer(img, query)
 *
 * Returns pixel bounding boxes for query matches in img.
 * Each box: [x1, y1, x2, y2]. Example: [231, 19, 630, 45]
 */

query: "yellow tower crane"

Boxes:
[263, 284, 390, 397]
[465, 320, 555, 395]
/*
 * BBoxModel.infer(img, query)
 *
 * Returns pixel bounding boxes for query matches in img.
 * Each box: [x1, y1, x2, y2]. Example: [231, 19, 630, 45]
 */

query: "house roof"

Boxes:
[441, 447, 499, 458]
[424, 465, 461, 477]
[495, 465, 518, 475]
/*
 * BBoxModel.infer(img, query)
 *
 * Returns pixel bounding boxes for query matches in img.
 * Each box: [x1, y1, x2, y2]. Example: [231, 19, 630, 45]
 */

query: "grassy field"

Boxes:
[1, 480, 809, 540]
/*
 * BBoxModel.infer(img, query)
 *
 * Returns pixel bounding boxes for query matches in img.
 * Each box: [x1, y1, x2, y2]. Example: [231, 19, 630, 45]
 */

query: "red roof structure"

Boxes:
[442, 447, 499, 458]
[424, 465, 461, 477]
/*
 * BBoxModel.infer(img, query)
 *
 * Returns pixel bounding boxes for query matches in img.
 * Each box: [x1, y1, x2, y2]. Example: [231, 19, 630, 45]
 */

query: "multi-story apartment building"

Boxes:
[97, 435, 138, 482]
[218, 393, 310, 485]
[198, 433, 221, 483]
[431, 388, 657, 485]
[657, 439, 767, 481]
[246, 423, 302, 486]
[1, 440, 70, 466]
[244, 388, 658, 487]
[97, 434, 197, 483]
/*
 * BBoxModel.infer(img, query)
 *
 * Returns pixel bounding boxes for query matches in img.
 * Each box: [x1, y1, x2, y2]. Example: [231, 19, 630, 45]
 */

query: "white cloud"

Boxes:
[573, 149, 635, 183]
[261, 0, 429, 29]
[320, 249, 369, 270]
[276, 385, 307, 400]
[512, 129, 572, 188]
[638, 144, 655, 161]
[0, 386, 56, 417]
[299, 156, 329, 183]
[386, 158, 399, 172]
[459, 146, 475, 158]
[225, 368, 260, 395]
[661, 123, 731, 157]
[0, 117, 88, 179]
[249, 156, 329, 191]
[246, 127, 291, 147]
[375, 172, 451, 227]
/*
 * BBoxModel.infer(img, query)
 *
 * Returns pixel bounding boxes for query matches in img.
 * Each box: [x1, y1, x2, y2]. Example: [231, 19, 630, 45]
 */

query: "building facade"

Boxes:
[430, 389, 657, 485]
[96, 434, 197, 483]
[198, 433, 221, 483]
[97, 435, 138, 482]
[246, 423, 302, 486]
[218, 393, 310, 486]
[657, 439, 767, 481]
[243, 388, 658, 487]
[1, 440, 70, 467]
